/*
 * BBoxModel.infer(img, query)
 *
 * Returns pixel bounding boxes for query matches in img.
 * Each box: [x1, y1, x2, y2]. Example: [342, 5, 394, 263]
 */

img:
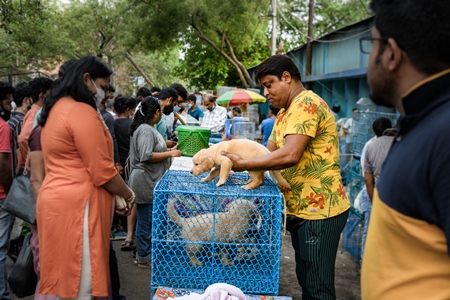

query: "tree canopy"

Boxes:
[278, 0, 370, 51]
[128, 0, 272, 88]
[0, 0, 371, 92]
[0, 0, 72, 69]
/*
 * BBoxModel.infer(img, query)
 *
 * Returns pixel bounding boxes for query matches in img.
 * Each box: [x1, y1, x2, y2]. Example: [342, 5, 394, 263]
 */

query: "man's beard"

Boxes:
[369, 91, 395, 108]
[367, 61, 396, 108]
[163, 105, 174, 115]
[0, 105, 10, 121]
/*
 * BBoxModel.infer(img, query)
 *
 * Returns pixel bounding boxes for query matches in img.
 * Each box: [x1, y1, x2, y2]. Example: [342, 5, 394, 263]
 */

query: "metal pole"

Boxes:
[305, 0, 314, 77]
[271, 0, 277, 55]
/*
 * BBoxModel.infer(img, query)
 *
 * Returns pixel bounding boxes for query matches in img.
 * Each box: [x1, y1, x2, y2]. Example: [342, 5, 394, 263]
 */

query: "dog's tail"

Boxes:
[269, 170, 291, 190]
[166, 199, 182, 227]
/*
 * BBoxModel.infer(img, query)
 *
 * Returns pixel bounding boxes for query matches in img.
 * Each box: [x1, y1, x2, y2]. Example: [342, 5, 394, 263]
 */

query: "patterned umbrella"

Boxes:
[216, 89, 267, 106]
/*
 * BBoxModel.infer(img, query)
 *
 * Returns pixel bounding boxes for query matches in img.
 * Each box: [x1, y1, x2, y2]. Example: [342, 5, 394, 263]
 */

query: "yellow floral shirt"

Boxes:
[270, 90, 350, 220]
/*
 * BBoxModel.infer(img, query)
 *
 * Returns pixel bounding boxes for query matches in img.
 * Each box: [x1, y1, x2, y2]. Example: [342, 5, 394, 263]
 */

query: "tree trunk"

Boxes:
[191, 22, 250, 88]
[218, 30, 255, 88]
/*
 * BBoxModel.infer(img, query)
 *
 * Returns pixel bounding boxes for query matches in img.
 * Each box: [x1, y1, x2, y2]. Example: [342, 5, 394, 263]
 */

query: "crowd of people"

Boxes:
[1, 1, 449, 299]
[0, 56, 278, 299]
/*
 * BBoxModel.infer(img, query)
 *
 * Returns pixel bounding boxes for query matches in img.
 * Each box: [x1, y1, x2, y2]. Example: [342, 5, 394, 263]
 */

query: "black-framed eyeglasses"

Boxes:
[359, 36, 388, 54]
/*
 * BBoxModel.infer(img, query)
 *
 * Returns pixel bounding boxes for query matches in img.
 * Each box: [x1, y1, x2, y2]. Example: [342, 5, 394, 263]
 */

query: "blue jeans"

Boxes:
[135, 204, 153, 264]
[360, 188, 372, 262]
[0, 199, 14, 300]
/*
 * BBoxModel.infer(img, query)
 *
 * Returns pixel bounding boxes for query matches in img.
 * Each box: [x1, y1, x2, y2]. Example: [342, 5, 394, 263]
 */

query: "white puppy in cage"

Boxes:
[167, 198, 260, 266]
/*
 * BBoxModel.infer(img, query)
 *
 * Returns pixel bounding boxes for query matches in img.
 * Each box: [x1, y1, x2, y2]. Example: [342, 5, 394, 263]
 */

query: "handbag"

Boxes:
[2, 153, 36, 225]
[8, 234, 38, 298]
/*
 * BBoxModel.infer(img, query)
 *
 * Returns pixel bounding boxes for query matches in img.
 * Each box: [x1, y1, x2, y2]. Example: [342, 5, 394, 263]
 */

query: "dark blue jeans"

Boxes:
[110, 242, 126, 300]
[0, 200, 14, 300]
[135, 204, 153, 264]
[360, 188, 372, 262]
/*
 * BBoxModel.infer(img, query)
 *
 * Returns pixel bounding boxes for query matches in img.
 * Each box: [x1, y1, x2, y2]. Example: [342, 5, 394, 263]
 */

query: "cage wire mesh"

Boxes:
[342, 208, 364, 264]
[346, 110, 398, 204]
[351, 111, 398, 157]
[151, 170, 283, 295]
[342, 110, 398, 262]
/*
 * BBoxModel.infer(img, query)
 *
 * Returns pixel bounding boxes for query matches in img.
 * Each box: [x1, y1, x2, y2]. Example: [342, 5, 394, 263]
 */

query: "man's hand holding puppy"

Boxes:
[220, 151, 246, 172]
[191, 140, 290, 190]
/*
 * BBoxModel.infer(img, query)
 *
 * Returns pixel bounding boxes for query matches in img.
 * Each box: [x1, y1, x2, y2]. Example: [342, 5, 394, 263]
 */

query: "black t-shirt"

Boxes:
[114, 118, 132, 166]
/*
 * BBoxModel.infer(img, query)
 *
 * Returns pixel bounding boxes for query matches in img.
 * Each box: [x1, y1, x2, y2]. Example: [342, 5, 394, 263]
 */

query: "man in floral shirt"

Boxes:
[223, 55, 350, 299]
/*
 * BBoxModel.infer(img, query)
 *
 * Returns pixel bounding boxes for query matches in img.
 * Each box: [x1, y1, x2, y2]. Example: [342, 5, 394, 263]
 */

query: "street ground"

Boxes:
[9, 234, 361, 300]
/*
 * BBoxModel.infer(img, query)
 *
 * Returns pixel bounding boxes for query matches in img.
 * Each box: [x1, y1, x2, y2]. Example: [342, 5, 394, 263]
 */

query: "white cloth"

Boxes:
[166, 112, 175, 134]
[167, 283, 245, 300]
[343, 118, 353, 143]
[200, 105, 227, 132]
[57, 202, 92, 300]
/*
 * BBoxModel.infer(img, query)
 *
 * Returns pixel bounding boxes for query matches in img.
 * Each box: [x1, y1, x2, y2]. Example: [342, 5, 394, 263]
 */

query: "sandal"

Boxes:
[137, 262, 152, 269]
[120, 240, 134, 251]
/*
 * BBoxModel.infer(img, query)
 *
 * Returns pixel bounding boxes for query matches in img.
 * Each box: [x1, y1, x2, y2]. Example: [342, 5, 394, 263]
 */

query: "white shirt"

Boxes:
[200, 105, 228, 132]
[165, 112, 174, 134]
[344, 118, 353, 143]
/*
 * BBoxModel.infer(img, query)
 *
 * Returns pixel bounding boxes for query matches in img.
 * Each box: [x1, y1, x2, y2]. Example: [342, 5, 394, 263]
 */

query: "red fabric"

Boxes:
[0, 117, 11, 198]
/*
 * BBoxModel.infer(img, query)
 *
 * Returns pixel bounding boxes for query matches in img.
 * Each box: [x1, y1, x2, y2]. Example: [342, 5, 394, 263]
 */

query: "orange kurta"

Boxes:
[37, 98, 117, 298]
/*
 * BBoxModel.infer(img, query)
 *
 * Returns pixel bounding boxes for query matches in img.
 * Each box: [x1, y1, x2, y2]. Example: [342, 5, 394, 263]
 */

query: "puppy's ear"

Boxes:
[204, 157, 215, 170]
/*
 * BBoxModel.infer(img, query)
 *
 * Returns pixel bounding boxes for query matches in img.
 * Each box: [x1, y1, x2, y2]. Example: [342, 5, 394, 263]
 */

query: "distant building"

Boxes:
[248, 16, 392, 118]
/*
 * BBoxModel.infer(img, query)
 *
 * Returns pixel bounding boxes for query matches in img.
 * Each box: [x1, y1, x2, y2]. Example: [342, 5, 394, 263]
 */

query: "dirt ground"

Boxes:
[278, 234, 361, 300]
[10, 234, 361, 300]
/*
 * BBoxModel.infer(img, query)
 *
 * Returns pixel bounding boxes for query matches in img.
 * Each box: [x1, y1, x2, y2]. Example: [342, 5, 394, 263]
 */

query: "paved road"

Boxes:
[9, 235, 360, 300]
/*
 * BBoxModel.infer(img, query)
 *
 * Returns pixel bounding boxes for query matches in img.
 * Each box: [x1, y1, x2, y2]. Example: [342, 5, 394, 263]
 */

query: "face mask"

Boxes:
[91, 79, 105, 106]
[187, 104, 192, 109]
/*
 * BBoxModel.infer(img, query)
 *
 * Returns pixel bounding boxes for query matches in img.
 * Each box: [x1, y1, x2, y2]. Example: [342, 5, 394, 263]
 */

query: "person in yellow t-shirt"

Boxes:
[222, 54, 350, 299]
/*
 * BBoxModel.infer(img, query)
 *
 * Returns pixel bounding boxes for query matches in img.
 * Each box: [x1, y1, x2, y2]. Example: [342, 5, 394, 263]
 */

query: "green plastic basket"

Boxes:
[176, 126, 211, 157]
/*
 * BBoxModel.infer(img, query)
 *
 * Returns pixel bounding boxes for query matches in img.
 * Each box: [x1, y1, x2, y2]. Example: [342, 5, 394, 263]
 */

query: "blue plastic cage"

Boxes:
[345, 157, 364, 206]
[342, 208, 364, 263]
[351, 111, 398, 157]
[151, 170, 283, 295]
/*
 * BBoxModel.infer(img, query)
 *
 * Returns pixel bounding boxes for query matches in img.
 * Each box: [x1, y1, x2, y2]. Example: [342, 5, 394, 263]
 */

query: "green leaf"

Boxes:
[311, 186, 323, 194]
[320, 175, 335, 190]
[300, 157, 329, 179]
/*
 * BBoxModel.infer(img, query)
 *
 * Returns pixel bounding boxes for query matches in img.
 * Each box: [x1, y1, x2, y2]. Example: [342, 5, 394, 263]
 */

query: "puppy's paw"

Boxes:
[216, 180, 226, 187]
[242, 184, 258, 190]
[201, 177, 211, 182]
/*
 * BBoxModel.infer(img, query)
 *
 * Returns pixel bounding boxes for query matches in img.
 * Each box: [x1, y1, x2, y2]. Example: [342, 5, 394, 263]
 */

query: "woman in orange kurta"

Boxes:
[37, 56, 134, 299]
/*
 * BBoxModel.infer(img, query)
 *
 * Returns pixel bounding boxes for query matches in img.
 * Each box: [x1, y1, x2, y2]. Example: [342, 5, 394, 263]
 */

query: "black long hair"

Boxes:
[114, 96, 138, 114]
[39, 56, 113, 126]
[129, 96, 160, 136]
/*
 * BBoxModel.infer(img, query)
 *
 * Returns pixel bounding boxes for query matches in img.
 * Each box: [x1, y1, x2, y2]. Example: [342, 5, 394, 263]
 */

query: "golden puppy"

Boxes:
[191, 139, 290, 190]
[167, 198, 260, 266]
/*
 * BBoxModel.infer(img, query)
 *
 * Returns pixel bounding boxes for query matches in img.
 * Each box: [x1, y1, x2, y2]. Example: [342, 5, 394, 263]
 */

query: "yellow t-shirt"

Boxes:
[270, 90, 350, 220]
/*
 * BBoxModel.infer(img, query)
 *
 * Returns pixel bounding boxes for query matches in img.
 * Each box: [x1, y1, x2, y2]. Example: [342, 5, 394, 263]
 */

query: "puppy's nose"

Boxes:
[190, 171, 193, 174]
